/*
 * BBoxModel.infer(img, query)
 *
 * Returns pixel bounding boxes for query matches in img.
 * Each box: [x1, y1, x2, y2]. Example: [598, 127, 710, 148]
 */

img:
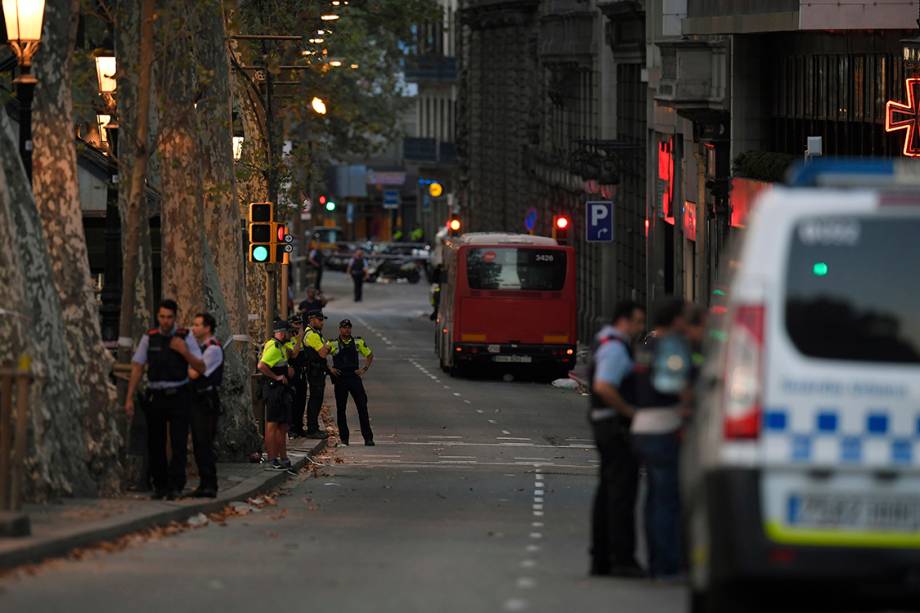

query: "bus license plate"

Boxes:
[788, 493, 920, 531]
[494, 355, 532, 364]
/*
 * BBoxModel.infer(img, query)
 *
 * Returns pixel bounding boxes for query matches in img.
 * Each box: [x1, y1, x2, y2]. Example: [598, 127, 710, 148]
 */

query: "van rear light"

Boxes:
[723, 304, 765, 439]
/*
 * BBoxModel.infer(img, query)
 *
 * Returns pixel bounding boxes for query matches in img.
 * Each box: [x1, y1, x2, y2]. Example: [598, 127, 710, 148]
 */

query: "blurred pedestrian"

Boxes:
[125, 299, 206, 500]
[347, 249, 369, 302]
[631, 298, 690, 580]
[303, 309, 332, 438]
[258, 319, 296, 472]
[328, 319, 375, 446]
[188, 312, 223, 498]
[298, 286, 326, 314]
[588, 300, 646, 577]
[308, 241, 325, 291]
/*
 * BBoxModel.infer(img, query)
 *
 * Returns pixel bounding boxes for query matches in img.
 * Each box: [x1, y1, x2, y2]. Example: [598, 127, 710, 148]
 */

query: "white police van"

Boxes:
[684, 160, 920, 612]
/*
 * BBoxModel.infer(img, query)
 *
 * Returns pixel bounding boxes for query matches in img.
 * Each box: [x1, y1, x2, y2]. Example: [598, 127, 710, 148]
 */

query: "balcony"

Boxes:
[539, 8, 596, 63]
[404, 55, 458, 82]
[403, 138, 458, 165]
[654, 39, 727, 115]
[684, 0, 798, 34]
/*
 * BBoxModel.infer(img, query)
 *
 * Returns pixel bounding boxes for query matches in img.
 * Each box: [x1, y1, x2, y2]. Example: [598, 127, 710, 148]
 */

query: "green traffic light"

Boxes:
[325, 201, 336, 211]
[253, 245, 269, 262]
[812, 262, 829, 277]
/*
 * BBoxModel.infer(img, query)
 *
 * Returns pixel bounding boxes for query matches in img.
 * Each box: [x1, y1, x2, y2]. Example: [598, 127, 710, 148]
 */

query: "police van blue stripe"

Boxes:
[867, 413, 889, 435]
[817, 412, 838, 433]
[765, 410, 788, 431]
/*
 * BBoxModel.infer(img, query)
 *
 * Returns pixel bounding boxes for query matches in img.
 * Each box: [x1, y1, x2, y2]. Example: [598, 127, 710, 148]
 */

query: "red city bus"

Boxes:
[435, 233, 577, 378]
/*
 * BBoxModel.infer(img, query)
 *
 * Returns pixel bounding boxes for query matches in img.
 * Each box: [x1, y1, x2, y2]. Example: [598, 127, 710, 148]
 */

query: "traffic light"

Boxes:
[318, 194, 336, 211]
[447, 214, 462, 237]
[248, 202, 274, 263]
[552, 214, 571, 244]
[274, 223, 294, 264]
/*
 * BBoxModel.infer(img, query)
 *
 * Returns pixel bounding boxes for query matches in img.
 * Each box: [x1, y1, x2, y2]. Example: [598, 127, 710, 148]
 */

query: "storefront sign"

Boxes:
[885, 78, 920, 157]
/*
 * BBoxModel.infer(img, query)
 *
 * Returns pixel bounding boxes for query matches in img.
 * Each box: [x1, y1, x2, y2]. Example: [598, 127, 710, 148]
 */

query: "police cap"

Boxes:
[272, 318, 291, 332]
[339, 319, 352, 328]
[305, 309, 327, 321]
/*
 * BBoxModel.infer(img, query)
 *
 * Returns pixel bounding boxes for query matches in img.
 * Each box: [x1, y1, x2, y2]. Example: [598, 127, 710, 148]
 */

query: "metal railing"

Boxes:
[0, 355, 33, 535]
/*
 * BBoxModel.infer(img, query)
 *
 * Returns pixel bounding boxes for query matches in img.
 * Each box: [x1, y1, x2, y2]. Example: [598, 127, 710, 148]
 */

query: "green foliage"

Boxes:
[732, 150, 798, 183]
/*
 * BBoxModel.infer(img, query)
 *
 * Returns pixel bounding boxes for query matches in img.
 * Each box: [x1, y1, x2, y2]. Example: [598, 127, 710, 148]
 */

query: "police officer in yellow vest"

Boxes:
[257, 319, 296, 472]
[328, 319, 375, 446]
[303, 310, 332, 439]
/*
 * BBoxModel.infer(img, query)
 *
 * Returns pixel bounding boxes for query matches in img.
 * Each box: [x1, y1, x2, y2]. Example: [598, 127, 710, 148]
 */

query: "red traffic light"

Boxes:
[277, 224, 286, 242]
[448, 218, 461, 232]
[555, 216, 570, 230]
[318, 195, 327, 205]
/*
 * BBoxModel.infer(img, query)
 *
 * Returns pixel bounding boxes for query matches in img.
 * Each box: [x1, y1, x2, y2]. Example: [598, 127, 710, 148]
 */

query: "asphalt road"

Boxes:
[0, 272, 683, 613]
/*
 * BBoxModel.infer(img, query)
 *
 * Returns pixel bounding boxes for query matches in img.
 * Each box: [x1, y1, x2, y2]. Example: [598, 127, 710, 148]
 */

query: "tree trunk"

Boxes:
[0, 112, 95, 500]
[31, 0, 122, 494]
[192, 0, 260, 458]
[116, 0, 157, 355]
[156, 5, 205, 321]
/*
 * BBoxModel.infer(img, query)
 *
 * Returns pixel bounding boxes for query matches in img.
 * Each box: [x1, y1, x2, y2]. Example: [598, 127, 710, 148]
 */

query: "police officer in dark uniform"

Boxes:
[302, 310, 332, 439]
[588, 300, 646, 577]
[188, 312, 224, 498]
[126, 299, 206, 500]
[288, 314, 309, 438]
[328, 319, 375, 446]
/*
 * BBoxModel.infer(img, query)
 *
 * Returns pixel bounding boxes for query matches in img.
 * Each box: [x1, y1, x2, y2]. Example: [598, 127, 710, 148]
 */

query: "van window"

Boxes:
[466, 248, 566, 291]
[785, 216, 920, 364]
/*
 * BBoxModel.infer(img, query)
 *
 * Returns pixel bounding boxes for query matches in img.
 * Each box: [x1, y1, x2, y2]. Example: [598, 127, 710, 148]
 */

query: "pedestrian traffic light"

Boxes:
[447, 214, 462, 237]
[552, 214, 571, 244]
[248, 202, 274, 263]
[274, 222, 294, 264]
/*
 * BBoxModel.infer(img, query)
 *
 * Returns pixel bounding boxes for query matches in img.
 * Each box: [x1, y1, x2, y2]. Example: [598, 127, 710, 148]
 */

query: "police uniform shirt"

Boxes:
[590, 325, 633, 422]
[329, 337, 372, 370]
[304, 328, 327, 353]
[200, 337, 224, 377]
[132, 327, 204, 389]
[259, 339, 289, 369]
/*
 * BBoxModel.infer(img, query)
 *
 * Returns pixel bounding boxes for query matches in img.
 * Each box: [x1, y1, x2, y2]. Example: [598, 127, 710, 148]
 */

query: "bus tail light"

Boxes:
[565, 348, 574, 355]
[455, 346, 462, 353]
[723, 304, 765, 440]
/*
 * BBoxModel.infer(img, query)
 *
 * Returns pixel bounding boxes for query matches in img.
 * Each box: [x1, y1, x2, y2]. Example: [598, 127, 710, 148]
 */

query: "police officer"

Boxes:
[257, 319, 296, 471]
[188, 312, 223, 498]
[288, 314, 309, 438]
[588, 300, 646, 577]
[125, 299, 206, 500]
[302, 309, 332, 439]
[328, 319, 375, 446]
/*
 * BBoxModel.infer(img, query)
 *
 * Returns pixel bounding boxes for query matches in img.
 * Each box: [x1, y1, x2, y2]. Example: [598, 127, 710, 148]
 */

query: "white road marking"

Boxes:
[526, 544, 540, 552]
[516, 577, 536, 589]
[464, 400, 472, 405]
[531, 522, 543, 528]
[503, 598, 528, 611]
[475, 409, 484, 414]
[453, 393, 462, 397]
[532, 504, 543, 510]
[534, 489, 544, 496]
[532, 511, 543, 517]
[488, 419, 497, 424]
[497, 437, 531, 441]
[421, 435, 464, 439]
[520, 560, 536, 568]
[529, 532, 542, 539]
[533, 497, 543, 503]
[502, 430, 511, 435]
[440, 455, 476, 459]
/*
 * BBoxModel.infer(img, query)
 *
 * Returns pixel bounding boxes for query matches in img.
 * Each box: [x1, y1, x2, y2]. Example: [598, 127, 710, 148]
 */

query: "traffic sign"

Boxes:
[383, 189, 401, 210]
[586, 201, 614, 242]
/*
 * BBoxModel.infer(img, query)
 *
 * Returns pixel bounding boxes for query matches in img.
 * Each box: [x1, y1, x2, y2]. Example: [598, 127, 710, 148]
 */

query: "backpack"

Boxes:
[650, 333, 692, 395]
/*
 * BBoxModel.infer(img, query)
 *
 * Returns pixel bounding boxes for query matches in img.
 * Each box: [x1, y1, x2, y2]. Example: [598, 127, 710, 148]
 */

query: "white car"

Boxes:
[684, 166, 920, 612]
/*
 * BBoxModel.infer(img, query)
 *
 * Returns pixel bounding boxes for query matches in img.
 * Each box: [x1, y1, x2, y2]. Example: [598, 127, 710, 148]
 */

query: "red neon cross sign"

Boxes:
[886, 78, 920, 157]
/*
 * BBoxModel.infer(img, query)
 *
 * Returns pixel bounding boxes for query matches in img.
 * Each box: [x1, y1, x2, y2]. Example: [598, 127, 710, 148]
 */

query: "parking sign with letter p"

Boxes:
[586, 201, 614, 242]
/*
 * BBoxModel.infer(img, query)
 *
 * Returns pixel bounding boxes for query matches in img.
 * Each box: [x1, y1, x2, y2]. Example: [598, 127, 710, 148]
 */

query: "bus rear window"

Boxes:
[785, 216, 920, 364]
[466, 248, 566, 291]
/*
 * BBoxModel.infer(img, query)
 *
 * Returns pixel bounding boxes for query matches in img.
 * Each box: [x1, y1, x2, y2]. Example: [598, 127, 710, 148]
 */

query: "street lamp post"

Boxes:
[2, 0, 46, 184]
[94, 51, 121, 344]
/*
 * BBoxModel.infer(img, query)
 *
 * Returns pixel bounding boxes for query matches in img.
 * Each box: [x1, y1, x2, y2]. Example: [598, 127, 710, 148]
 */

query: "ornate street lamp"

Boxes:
[3, 0, 46, 183]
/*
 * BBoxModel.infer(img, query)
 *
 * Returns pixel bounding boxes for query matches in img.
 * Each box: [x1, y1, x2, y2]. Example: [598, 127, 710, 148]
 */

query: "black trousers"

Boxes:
[190, 392, 218, 492]
[314, 266, 323, 291]
[333, 373, 373, 443]
[591, 417, 640, 570]
[352, 273, 364, 301]
[306, 374, 326, 433]
[291, 375, 308, 434]
[146, 386, 191, 493]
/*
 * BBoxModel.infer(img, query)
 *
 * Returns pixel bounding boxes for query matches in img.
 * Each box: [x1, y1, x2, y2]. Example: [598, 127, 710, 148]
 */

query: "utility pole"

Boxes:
[261, 39, 278, 336]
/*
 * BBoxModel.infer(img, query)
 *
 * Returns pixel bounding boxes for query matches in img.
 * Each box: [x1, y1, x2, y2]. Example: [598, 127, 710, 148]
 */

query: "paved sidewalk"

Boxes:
[0, 436, 328, 570]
